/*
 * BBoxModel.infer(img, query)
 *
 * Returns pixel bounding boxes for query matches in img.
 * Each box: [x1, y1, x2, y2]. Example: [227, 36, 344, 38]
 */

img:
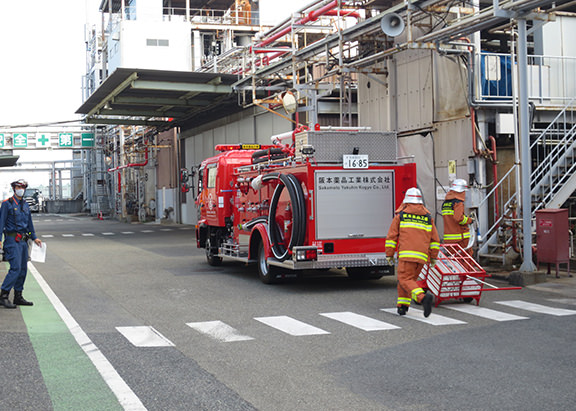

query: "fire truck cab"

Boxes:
[195, 129, 417, 283]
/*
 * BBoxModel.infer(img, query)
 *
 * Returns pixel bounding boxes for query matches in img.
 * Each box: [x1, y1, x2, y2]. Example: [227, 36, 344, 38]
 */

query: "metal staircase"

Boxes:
[478, 100, 576, 265]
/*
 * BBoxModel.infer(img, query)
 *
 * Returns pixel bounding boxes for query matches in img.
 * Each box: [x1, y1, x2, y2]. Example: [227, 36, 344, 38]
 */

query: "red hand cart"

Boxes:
[417, 244, 521, 306]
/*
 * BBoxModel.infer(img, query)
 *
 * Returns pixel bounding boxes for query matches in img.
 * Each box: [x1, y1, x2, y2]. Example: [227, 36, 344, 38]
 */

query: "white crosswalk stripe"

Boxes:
[187, 321, 254, 342]
[102, 232, 115, 236]
[254, 316, 330, 336]
[381, 308, 467, 325]
[62, 234, 74, 237]
[116, 326, 175, 347]
[320, 312, 400, 331]
[444, 305, 529, 321]
[41, 234, 54, 238]
[112, 299, 576, 346]
[121, 231, 135, 234]
[140, 230, 154, 233]
[82, 233, 95, 236]
[547, 298, 576, 306]
[495, 300, 576, 316]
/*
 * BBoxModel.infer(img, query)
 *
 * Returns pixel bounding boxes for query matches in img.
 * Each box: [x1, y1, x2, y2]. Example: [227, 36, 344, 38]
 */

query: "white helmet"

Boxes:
[451, 179, 468, 192]
[403, 187, 423, 204]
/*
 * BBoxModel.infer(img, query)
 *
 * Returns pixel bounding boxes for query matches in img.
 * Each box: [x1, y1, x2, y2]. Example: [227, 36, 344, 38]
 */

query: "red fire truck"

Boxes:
[195, 127, 417, 283]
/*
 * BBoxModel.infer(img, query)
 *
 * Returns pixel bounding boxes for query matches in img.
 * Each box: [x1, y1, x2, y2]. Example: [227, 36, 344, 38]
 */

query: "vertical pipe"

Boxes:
[518, 18, 536, 272]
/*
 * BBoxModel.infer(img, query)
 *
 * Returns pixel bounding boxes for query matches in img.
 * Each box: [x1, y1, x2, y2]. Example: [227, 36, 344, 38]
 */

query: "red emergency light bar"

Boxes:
[215, 144, 279, 152]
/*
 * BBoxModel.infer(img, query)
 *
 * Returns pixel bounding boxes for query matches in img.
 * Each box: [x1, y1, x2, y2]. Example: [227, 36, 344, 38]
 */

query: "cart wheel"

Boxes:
[462, 297, 474, 303]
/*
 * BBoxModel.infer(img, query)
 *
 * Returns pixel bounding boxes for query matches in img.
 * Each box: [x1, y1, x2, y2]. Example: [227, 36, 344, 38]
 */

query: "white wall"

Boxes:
[108, 20, 191, 72]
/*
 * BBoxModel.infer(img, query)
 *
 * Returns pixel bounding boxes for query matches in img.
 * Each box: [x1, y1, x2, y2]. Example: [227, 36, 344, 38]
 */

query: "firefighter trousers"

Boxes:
[397, 260, 425, 307]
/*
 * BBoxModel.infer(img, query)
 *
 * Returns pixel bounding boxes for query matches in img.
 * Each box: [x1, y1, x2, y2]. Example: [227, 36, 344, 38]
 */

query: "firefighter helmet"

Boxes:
[450, 179, 468, 193]
[10, 179, 28, 189]
[403, 187, 423, 204]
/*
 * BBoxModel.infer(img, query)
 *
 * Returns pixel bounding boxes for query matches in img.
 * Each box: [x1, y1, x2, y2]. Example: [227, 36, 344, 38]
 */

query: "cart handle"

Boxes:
[465, 275, 522, 291]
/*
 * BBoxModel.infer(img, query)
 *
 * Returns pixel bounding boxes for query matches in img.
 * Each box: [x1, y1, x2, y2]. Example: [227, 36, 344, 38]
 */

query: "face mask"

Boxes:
[15, 188, 25, 197]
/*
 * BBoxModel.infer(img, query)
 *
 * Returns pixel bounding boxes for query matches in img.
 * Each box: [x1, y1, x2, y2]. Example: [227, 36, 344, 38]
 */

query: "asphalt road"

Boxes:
[1, 214, 575, 410]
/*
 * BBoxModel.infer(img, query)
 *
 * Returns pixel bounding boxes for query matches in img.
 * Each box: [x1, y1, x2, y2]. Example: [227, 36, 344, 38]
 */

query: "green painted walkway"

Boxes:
[21, 273, 123, 411]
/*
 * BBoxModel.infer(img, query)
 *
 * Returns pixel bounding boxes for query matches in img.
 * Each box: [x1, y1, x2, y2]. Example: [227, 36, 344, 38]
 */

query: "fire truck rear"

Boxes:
[195, 128, 417, 283]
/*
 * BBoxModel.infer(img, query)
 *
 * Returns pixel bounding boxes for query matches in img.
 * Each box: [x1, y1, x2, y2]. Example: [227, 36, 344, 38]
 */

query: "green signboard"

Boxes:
[37, 134, 50, 147]
[81, 133, 95, 147]
[13, 133, 28, 148]
[58, 133, 73, 147]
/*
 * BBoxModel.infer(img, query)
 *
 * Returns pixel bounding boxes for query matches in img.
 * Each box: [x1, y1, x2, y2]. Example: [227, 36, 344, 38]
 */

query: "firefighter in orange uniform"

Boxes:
[386, 188, 440, 317]
[441, 179, 474, 255]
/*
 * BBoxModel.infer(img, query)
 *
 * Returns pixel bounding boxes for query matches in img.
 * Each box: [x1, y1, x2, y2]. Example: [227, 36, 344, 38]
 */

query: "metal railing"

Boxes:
[477, 164, 520, 258]
[530, 98, 576, 211]
[479, 52, 576, 105]
[162, 7, 259, 26]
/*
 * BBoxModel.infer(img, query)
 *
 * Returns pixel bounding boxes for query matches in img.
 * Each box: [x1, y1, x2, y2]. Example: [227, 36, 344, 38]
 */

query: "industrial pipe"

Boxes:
[107, 145, 149, 172]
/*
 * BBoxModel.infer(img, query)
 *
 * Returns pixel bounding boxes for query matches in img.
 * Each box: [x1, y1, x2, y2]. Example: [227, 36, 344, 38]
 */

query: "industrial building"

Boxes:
[76, 0, 576, 270]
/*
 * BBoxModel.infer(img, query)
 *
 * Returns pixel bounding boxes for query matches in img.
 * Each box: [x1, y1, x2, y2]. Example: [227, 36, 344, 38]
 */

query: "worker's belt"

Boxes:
[5, 232, 30, 242]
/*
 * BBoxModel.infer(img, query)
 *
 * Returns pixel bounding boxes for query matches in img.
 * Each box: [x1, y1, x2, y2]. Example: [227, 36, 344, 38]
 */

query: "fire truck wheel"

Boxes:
[206, 239, 223, 266]
[258, 242, 279, 284]
[345, 267, 386, 280]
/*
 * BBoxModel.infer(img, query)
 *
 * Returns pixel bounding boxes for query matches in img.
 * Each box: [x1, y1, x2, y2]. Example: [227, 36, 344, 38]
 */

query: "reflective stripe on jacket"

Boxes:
[441, 192, 470, 242]
[386, 203, 440, 264]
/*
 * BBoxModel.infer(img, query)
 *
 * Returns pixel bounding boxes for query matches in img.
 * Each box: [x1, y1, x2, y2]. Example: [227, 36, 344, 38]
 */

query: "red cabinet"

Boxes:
[535, 208, 570, 277]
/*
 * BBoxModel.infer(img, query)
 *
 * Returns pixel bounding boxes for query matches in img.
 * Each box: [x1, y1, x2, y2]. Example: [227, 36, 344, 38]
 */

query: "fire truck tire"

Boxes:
[257, 241, 279, 284]
[206, 238, 223, 266]
[346, 266, 389, 280]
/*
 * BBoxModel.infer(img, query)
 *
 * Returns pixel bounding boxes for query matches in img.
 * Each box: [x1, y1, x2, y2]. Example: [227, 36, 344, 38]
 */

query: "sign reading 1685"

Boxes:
[342, 154, 369, 169]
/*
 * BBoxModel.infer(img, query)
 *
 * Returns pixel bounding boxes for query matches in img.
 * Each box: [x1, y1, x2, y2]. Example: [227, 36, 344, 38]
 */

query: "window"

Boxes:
[146, 38, 170, 47]
[207, 165, 217, 188]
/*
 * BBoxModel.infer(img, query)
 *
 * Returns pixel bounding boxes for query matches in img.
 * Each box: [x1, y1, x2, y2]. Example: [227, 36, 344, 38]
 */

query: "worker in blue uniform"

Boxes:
[0, 179, 42, 308]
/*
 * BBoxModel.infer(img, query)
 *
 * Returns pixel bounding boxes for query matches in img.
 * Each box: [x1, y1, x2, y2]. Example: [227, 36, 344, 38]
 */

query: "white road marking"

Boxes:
[547, 298, 576, 306]
[320, 312, 401, 331]
[102, 232, 115, 236]
[62, 234, 74, 237]
[28, 264, 146, 410]
[495, 300, 576, 316]
[254, 316, 330, 336]
[121, 232, 135, 234]
[444, 305, 529, 321]
[381, 308, 467, 325]
[41, 234, 54, 238]
[116, 326, 175, 347]
[82, 233, 95, 236]
[186, 321, 254, 342]
[140, 230, 154, 233]
[159, 228, 173, 231]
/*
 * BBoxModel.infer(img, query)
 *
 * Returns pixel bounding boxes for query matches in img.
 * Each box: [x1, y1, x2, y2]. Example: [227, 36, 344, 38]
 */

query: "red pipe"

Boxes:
[117, 172, 121, 193]
[107, 146, 149, 172]
[471, 107, 480, 155]
[489, 135, 499, 220]
[322, 9, 361, 19]
[255, 0, 337, 48]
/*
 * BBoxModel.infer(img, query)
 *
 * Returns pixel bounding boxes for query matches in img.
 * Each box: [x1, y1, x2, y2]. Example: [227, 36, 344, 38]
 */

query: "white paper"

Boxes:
[30, 242, 47, 263]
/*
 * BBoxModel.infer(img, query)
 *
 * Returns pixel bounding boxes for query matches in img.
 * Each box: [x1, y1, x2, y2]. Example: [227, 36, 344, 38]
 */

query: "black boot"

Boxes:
[422, 293, 433, 318]
[0, 289, 16, 309]
[13, 291, 33, 306]
[397, 305, 409, 316]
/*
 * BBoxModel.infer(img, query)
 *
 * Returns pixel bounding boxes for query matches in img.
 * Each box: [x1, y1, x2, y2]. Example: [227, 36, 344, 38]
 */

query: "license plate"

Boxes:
[342, 154, 369, 169]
